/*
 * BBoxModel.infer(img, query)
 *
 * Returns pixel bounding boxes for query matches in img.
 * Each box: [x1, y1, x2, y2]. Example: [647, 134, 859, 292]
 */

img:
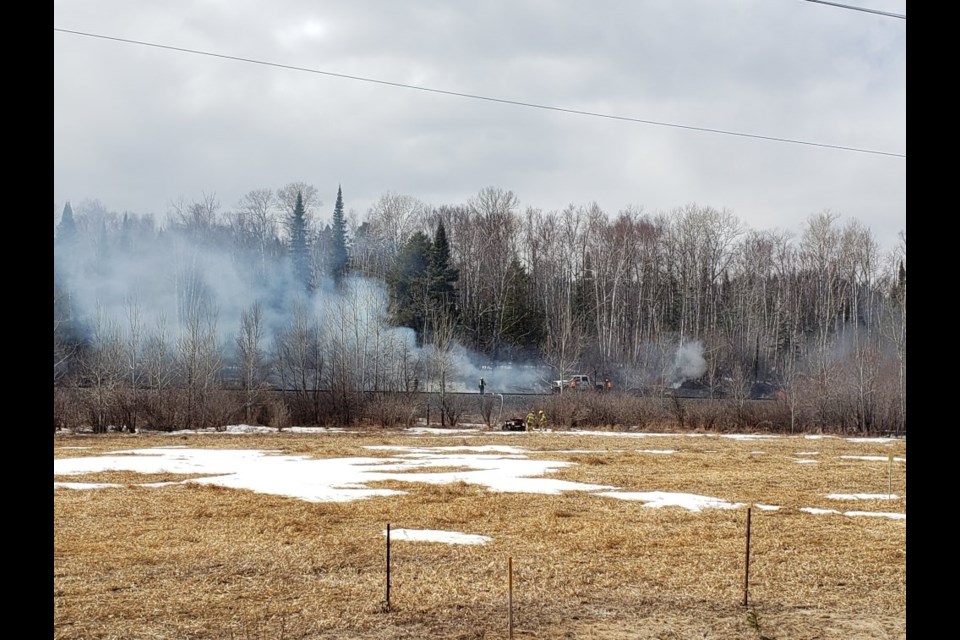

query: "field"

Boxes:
[54, 427, 906, 639]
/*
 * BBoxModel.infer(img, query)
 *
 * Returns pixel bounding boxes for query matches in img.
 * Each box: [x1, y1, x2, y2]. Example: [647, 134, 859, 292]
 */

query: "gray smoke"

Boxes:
[445, 344, 551, 394]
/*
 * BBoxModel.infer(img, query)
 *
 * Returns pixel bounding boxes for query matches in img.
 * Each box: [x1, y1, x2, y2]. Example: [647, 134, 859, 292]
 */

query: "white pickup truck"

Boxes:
[550, 374, 596, 393]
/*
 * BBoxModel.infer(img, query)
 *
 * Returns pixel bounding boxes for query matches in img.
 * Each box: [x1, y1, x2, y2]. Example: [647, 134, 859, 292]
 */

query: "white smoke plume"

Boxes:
[669, 340, 707, 388]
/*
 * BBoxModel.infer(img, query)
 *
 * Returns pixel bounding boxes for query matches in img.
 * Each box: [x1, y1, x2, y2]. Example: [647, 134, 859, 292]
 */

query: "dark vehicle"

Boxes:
[501, 418, 527, 431]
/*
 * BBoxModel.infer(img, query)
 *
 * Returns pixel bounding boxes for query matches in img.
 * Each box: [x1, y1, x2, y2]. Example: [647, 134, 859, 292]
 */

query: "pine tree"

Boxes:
[330, 185, 350, 285]
[288, 190, 312, 293]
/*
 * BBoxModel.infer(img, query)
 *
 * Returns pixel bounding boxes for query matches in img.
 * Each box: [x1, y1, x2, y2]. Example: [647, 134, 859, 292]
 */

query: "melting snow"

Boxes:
[845, 511, 906, 520]
[365, 445, 527, 455]
[802, 507, 905, 520]
[53, 446, 612, 502]
[564, 430, 707, 439]
[54, 482, 123, 490]
[54, 433, 905, 521]
[597, 491, 743, 511]
[385, 528, 492, 545]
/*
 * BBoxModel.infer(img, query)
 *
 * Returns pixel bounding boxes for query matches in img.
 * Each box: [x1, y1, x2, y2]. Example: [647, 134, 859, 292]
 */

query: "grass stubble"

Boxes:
[54, 430, 906, 639]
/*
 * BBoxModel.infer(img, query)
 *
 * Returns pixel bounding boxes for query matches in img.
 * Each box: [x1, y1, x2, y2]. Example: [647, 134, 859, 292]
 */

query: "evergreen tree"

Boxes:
[54, 201, 79, 281]
[288, 190, 312, 293]
[56, 201, 77, 246]
[501, 257, 545, 357]
[330, 185, 350, 285]
[428, 220, 458, 315]
[893, 259, 906, 303]
[54, 201, 81, 382]
[387, 231, 433, 342]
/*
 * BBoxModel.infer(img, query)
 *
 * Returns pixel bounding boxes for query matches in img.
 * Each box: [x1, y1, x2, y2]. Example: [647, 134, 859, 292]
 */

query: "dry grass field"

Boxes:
[54, 428, 906, 639]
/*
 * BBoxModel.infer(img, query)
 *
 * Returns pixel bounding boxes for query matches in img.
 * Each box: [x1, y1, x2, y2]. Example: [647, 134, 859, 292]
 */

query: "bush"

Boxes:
[363, 394, 420, 428]
[439, 394, 466, 427]
[543, 392, 670, 429]
[53, 386, 85, 431]
[266, 400, 291, 430]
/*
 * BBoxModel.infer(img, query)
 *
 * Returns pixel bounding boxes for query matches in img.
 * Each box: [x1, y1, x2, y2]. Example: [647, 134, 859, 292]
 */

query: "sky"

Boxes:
[53, 1, 906, 255]
[54, 425, 908, 540]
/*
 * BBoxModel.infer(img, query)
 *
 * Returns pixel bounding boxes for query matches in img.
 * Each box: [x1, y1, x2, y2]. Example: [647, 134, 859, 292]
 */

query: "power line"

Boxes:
[803, 0, 906, 19]
[54, 27, 905, 159]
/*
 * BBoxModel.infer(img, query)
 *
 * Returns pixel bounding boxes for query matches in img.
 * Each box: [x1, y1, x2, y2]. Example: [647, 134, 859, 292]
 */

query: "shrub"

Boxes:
[363, 394, 420, 428]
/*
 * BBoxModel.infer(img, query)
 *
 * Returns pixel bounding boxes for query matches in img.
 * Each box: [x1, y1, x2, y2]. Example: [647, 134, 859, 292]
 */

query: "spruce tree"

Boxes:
[54, 201, 79, 279]
[330, 185, 350, 285]
[501, 257, 545, 356]
[288, 190, 312, 293]
[56, 201, 77, 246]
[428, 220, 458, 316]
[387, 231, 433, 342]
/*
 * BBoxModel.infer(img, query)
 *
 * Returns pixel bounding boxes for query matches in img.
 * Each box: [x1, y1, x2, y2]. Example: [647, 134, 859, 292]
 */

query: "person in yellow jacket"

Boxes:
[525, 412, 536, 431]
[537, 410, 547, 430]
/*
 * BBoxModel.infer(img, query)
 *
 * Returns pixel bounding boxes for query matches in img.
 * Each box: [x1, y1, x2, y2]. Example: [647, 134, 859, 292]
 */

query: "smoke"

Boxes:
[53, 208, 711, 396]
[53, 212, 551, 393]
[445, 345, 551, 394]
[669, 340, 707, 388]
[56, 228, 292, 346]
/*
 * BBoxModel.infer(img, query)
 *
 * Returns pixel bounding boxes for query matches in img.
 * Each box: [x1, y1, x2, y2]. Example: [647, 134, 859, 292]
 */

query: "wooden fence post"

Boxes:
[508, 556, 514, 638]
[888, 452, 894, 498]
[385, 523, 391, 612]
[743, 505, 752, 607]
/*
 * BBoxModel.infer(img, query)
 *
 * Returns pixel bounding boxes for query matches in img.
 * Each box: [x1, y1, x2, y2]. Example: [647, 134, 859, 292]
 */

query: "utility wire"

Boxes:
[803, 0, 906, 19]
[54, 27, 905, 159]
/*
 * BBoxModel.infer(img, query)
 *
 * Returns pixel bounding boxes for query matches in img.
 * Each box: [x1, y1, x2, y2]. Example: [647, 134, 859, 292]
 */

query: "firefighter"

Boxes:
[606, 378, 613, 391]
[538, 410, 547, 430]
[525, 412, 536, 431]
[479, 377, 485, 395]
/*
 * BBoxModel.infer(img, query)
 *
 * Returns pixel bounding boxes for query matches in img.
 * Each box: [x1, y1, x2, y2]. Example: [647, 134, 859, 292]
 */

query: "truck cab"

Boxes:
[551, 374, 592, 393]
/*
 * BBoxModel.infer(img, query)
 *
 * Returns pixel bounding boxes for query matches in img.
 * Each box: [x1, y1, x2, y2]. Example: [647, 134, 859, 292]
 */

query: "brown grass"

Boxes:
[54, 429, 906, 639]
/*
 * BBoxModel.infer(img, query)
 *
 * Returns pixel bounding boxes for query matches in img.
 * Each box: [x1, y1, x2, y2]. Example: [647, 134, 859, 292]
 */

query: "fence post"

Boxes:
[742, 505, 752, 607]
[508, 556, 514, 639]
[385, 523, 391, 612]
[888, 452, 894, 498]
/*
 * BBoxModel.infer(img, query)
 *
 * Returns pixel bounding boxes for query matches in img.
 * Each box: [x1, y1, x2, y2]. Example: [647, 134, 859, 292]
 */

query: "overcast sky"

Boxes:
[53, 0, 906, 253]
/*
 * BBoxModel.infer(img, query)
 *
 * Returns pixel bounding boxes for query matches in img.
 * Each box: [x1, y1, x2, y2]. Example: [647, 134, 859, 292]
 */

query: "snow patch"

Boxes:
[598, 491, 743, 512]
[385, 528, 492, 545]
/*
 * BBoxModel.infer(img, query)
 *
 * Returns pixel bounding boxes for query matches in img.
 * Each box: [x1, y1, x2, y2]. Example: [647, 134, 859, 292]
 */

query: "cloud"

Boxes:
[54, 1, 905, 253]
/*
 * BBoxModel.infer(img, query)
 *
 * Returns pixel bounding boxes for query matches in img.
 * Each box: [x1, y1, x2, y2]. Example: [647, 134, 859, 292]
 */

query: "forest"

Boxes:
[52, 184, 906, 435]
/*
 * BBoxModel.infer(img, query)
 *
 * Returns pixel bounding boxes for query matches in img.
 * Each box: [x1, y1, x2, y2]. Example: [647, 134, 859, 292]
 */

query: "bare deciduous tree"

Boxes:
[177, 305, 223, 429]
[236, 301, 268, 424]
[274, 299, 324, 424]
[78, 304, 124, 433]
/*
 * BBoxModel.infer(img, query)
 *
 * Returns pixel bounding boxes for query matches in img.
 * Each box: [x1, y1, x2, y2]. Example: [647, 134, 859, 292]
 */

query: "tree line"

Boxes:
[53, 185, 906, 434]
